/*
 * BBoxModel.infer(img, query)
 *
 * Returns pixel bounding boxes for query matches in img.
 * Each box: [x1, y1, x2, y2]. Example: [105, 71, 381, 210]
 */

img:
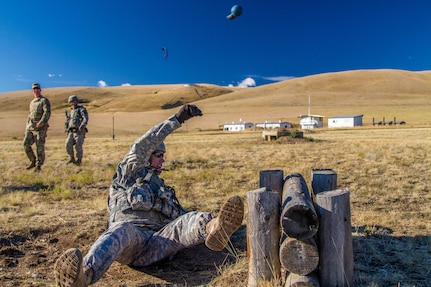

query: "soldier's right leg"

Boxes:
[55, 221, 151, 286]
[65, 133, 76, 163]
[23, 132, 36, 169]
[131, 211, 212, 267]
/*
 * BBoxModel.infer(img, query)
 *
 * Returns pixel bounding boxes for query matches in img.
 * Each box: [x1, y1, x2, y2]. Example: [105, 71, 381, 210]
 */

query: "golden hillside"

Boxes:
[1, 69, 430, 138]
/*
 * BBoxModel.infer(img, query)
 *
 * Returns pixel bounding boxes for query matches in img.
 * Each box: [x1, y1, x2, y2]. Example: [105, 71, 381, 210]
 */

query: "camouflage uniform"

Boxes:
[23, 95, 51, 167]
[83, 114, 213, 284]
[65, 105, 89, 163]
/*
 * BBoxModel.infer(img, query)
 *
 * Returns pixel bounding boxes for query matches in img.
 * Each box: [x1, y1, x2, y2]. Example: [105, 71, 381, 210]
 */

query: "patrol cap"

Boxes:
[32, 83, 41, 89]
[68, 95, 79, 103]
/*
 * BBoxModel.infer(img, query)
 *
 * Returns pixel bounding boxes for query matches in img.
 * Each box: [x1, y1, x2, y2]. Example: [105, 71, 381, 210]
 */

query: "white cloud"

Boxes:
[121, 83, 131, 86]
[48, 73, 63, 78]
[237, 77, 256, 88]
[262, 76, 295, 82]
[97, 80, 108, 88]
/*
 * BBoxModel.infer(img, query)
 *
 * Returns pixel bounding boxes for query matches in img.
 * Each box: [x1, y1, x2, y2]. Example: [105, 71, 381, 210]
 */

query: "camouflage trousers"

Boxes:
[23, 129, 47, 166]
[65, 130, 86, 160]
[83, 211, 213, 284]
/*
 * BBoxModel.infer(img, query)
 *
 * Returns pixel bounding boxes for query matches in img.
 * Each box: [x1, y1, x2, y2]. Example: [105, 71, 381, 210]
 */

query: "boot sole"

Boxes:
[54, 248, 83, 287]
[205, 195, 244, 251]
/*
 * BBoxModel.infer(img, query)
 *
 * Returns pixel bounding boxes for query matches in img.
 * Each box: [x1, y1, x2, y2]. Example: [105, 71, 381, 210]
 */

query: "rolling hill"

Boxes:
[1, 69, 430, 138]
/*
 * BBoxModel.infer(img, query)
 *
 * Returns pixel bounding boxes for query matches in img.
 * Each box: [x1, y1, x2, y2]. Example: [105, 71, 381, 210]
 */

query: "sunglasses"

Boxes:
[152, 151, 164, 158]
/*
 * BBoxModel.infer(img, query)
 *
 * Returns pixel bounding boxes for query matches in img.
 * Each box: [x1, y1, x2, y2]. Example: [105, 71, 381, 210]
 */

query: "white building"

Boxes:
[299, 114, 324, 130]
[255, 121, 292, 130]
[328, 114, 363, 128]
[222, 122, 254, 131]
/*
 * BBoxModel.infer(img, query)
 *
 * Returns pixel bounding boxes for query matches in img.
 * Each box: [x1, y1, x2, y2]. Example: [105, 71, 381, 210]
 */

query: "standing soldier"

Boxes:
[65, 95, 89, 165]
[23, 83, 51, 172]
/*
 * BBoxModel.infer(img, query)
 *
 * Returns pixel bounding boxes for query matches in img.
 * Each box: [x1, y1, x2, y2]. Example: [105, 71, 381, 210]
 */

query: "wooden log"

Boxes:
[281, 173, 319, 239]
[247, 187, 281, 287]
[285, 271, 320, 287]
[279, 236, 319, 275]
[311, 168, 337, 196]
[259, 169, 284, 194]
[315, 189, 354, 287]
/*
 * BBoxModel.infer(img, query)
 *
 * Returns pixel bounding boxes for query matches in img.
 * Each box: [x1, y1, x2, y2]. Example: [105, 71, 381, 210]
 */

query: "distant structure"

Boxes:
[255, 120, 292, 130]
[299, 114, 324, 130]
[328, 115, 363, 128]
[222, 121, 254, 131]
[299, 95, 324, 130]
[373, 117, 406, 126]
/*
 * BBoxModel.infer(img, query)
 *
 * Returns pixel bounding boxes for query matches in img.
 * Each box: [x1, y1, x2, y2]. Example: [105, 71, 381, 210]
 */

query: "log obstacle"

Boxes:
[247, 187, 281, 287]
[315, 189, 354, 287]
[279, 236, 319, 276]
[311, 168, 337, 196]
[281, 173, 319, 239]
[279, 173, 320, 287]
[285, 271, 320, 287]
[259, 169, 284, 194]
[247, 170, 354, 286]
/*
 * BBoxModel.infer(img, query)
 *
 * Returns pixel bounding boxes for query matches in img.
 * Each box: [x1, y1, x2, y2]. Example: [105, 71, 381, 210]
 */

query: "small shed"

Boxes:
[255, 121, 292, 130]
[222, 121, 254, 132]
[299, 114, 324, 130]
[328, 114, 363, 128]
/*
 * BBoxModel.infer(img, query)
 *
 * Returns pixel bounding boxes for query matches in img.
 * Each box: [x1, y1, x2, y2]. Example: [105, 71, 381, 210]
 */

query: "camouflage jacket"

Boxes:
[108, 115, 187, 231]
[26, 96, 51, 131]
[67, 105, 89, 132]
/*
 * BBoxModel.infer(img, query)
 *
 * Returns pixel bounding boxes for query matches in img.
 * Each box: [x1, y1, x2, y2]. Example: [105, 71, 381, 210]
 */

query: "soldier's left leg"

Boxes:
[34, 129, 47, 168]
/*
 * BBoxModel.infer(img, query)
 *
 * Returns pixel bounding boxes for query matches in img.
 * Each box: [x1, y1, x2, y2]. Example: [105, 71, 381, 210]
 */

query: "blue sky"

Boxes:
[1, 0, 431, 93]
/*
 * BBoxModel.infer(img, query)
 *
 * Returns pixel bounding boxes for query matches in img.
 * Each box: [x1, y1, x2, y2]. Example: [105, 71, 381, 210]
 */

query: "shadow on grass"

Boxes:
[1, 184, 52, 193]
[134, 225, 247, 287]
[353, 225, 431, 287]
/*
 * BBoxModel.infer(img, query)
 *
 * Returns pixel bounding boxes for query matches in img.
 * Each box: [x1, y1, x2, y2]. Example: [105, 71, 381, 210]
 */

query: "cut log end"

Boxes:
[281, 206, 319, 239]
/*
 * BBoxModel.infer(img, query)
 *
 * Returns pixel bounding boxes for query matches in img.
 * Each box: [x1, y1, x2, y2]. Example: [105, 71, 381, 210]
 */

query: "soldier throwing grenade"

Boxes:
[65, 95, 89, 166]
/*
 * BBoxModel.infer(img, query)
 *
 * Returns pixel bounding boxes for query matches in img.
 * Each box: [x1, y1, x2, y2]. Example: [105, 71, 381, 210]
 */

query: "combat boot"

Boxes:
[66, 157, 76, 164]
[34, 165, 41, 173]
[205, 195, 244, 251]
[54, 248, 93, 287]
[74, 158, 82, 166]
[26, 161, 36, 170]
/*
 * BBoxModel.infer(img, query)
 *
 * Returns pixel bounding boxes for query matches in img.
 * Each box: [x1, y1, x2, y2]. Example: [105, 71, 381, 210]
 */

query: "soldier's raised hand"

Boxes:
[175, 104, 203, 124]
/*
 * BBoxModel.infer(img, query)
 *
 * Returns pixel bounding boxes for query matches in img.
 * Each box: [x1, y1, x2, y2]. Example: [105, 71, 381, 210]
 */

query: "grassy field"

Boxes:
[1, 69, 431, 286]
[0, 126, 430, 286]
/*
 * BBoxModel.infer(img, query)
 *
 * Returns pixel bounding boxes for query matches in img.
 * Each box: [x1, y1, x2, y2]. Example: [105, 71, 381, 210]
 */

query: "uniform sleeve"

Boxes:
[79, 106, 89, 129]
[116, 114, 181, 184]
[38, 98, 51, 127]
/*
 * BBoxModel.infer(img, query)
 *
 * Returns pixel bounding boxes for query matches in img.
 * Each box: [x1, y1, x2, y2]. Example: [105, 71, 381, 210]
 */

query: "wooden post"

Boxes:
[259, 169, 284, 194]
[247, 187, 281, 287]
[315, 189, 354, 287]
[279, 236, 319, 275]
[281, 173, 319, 239]
[285, 271, 320, 287]
[311, 168, 337, 196]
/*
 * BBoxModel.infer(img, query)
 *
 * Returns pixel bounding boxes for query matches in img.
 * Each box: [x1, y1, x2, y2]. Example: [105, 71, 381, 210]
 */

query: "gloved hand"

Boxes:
[175, 104, 203, 124]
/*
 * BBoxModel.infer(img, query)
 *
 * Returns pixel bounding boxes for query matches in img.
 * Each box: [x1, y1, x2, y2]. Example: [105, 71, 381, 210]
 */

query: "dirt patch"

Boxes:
[0, 217, 247, 287]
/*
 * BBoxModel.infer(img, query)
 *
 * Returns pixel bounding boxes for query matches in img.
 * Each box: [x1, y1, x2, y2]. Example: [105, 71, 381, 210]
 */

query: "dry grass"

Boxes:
[1, 127, 430, 286]
[1, 69, 431, 286]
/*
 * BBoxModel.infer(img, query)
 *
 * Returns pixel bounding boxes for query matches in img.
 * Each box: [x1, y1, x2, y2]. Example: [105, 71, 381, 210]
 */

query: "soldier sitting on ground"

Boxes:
[54, 104, 244, 287]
